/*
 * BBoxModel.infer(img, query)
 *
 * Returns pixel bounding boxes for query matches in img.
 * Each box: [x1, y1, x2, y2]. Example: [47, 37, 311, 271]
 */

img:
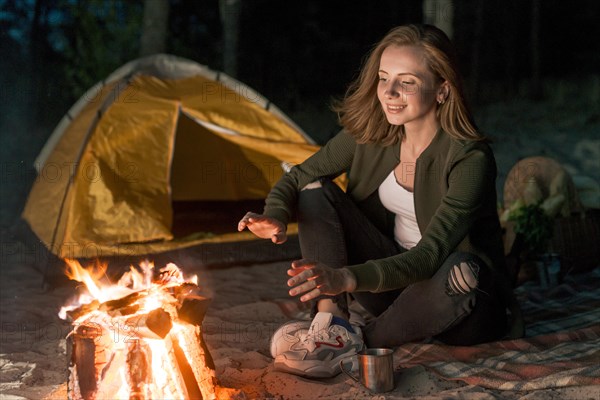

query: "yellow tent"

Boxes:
[23, 54, 320, 258]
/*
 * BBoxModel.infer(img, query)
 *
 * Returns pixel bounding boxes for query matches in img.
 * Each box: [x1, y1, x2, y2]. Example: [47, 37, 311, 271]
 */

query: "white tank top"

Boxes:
[378, 170, 422, 249]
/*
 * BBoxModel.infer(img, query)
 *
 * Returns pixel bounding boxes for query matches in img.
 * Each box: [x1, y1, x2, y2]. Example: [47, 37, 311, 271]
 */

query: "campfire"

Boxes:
[59, 259, 233, 400]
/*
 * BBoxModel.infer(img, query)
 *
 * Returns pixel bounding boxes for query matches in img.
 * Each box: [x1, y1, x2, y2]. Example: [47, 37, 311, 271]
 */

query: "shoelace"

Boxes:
[300, 329, 327, 344]
[299, 326, 334, 352]
[299, 324, 353, 353]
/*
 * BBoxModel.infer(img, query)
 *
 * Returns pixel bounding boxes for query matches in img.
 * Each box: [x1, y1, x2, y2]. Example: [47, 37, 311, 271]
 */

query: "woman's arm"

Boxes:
[348, 145, 497, 292]
[263, 130, 356, 225]
[286, 259, 357, 302]
[238, 211, 288, 243]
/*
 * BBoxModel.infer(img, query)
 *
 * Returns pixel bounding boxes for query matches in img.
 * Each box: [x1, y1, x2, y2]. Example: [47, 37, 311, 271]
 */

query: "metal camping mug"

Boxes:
[340, 348, 394, 393]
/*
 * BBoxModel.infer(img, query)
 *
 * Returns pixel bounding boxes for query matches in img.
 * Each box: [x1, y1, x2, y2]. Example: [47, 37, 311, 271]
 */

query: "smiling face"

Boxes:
[377, 45, 446, 132]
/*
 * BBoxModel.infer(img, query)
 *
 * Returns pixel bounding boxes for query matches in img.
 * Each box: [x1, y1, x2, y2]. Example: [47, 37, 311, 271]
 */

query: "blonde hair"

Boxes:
[334, 24, 483, 145]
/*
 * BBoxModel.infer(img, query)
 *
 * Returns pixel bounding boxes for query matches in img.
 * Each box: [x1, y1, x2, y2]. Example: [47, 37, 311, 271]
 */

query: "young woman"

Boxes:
[238, 24, 522, 378]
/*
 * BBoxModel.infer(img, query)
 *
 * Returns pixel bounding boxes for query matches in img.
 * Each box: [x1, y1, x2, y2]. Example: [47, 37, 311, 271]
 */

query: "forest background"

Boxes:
[1, 0, 599, 231]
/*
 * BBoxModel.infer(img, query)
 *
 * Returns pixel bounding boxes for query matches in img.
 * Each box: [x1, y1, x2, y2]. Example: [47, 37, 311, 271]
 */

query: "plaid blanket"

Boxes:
[396, 267, 600, 390]
[274, 267, 600, 390]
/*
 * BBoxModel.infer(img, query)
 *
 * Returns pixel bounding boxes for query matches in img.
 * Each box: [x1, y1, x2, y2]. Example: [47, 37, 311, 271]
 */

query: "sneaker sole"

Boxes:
[274, 360, 341, 378]
[273, 348, 358, 378]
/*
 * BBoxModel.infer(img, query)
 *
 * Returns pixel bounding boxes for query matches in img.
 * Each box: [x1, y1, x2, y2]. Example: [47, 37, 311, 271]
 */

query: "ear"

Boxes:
[437, 81, 450, 104]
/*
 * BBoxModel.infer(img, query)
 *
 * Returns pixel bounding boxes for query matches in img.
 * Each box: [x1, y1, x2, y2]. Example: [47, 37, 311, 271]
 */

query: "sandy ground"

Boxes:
[1, 233, 599, 399]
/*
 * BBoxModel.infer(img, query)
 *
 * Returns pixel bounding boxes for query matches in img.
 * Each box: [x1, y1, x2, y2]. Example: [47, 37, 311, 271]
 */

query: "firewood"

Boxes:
[99, 291, 144, 313]
[178, 294, 212, 326]
[123, 308, 173, 339]
[146, 308, 173, 338]
[127, 340, 151, 400]
[67, 290, 145, 321]
[198, 330, 215, 370]
[175, 327, 217, 396]
[155, 334, 190, 399]
[69, 323, 112, 400]
[93, 349, 127, 400]
[171, 282, 202, 297]
[172, 335, 204, 399]
[66, 300, 100, 322]
[64, 263, 223, 399]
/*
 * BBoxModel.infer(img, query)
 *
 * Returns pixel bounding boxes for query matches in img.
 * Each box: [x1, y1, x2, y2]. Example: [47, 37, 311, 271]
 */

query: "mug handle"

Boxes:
[339, 355, 359, 383]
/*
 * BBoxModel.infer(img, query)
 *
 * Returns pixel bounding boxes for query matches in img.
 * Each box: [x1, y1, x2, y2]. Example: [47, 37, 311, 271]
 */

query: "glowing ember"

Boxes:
[59, 259, 227, 400]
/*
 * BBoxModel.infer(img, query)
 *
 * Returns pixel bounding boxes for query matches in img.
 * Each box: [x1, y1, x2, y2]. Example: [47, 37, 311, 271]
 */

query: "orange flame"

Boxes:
[64, 258, 108, 300]
[58, 259, 218, 399]
[59, 259, 199, 320]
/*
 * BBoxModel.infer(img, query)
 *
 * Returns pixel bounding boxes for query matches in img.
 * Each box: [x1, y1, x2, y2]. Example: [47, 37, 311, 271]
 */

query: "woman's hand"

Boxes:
[287, 259, 357, 302]
[237, 212, 287, 244]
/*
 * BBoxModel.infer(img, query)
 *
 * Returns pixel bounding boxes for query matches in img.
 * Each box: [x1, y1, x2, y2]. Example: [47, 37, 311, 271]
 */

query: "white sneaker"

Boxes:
[273, 312, 363, 378]
[269, 319, 312, 358]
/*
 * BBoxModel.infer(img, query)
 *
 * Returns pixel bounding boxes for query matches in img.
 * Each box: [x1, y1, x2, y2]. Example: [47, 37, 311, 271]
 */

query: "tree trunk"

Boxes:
[139, 0, 170, 57]
[469, 0, 485, 102]
[502, 0, 519, 97]
[530, 0, 542, 99]
[219, 0, 241, 77]
[30, 0, 45, 122]
[422, 0, 454, 39]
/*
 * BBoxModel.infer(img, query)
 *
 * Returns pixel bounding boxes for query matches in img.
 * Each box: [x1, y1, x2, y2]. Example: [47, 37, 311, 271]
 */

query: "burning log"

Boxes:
[100, 292, 144, 316]
[61, 260, 224, 400]
[66, 292, 147, 321]
[66, 300, 100, 321]
[68, 323, 112, 400]
[126, 340, 151, 400]
[178, 295, 212, 326]
[123, 308, 173, 339]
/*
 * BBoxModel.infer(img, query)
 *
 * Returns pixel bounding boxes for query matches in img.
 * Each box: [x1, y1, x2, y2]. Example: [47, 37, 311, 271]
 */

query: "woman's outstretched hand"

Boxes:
[237, 212, 287, 244]
[287, 259, 357, 302]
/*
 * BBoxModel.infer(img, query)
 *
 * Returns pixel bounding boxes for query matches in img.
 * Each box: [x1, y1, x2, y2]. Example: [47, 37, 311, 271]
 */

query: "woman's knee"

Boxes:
[446, 261, 479, 295]
[297, 178, 344, 209]
[298, 180, 329, 216]
[301, 180, 323, 191]
[442, 253, 483, 296]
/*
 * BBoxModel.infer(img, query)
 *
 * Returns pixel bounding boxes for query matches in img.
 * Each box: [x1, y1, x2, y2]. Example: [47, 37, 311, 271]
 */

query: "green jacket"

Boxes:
[264, 128, 508, 293]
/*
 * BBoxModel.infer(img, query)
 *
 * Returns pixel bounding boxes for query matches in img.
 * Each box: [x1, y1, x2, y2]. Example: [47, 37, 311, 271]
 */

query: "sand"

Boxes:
[1, 237, 599, 399]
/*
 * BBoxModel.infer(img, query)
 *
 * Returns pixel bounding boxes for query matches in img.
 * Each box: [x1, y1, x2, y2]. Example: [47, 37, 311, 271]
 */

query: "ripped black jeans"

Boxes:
[297, 179, 508, 348]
